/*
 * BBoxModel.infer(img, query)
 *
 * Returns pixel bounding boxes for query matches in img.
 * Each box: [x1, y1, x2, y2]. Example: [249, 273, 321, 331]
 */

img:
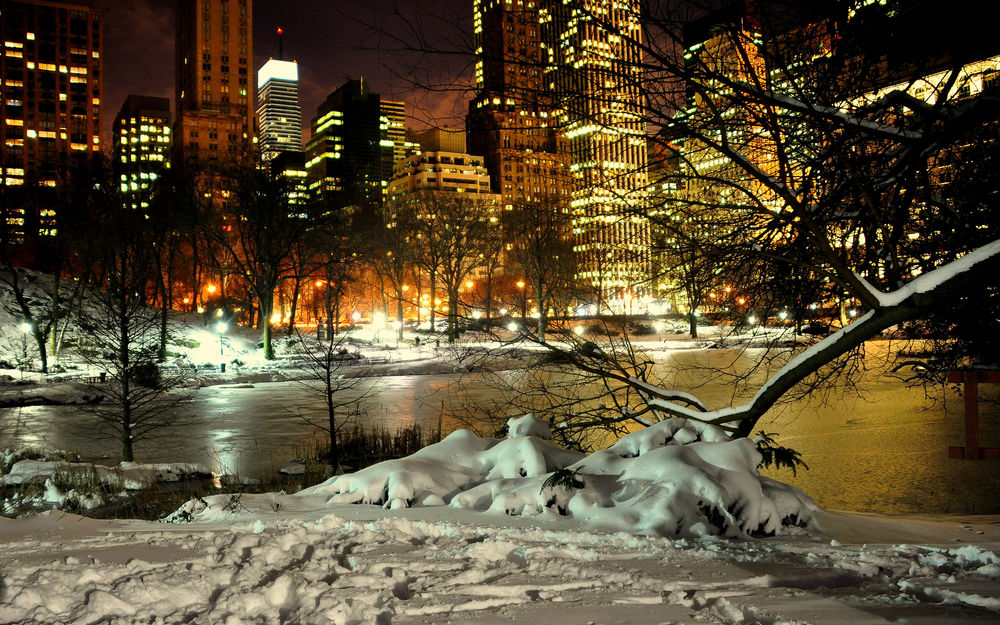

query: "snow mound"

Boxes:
[296, 414, 816, 538]
[299, 416, 584, 509]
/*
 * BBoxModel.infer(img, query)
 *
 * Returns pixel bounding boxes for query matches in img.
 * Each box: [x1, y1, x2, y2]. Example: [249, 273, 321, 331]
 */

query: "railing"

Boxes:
[947, 370, 1000, 460]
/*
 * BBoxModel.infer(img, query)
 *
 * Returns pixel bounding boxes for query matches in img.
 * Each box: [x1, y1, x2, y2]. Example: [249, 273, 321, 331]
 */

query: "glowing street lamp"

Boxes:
[516, 280, 526, 319]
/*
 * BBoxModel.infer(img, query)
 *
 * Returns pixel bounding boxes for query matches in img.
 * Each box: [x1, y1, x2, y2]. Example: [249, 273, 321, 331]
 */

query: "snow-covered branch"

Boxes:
[641, 238, 1000, 437]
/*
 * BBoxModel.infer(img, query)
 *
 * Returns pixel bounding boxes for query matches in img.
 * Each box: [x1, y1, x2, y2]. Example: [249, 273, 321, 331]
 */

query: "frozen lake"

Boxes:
[3, 343, 998, 514]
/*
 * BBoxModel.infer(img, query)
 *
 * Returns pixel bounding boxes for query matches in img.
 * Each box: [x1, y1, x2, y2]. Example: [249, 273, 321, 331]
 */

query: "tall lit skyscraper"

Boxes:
[304, 79, 384, 212]
[466, 0, 569, 212]
[113, 95, 171, 213]
[0, 0, 102, 246]
[542, 0, 651, 308]
[379, 98, 408, 198]
[174, 0, 254, 166]
[380, 99, 407, 166]
[257, 57, 301, 162]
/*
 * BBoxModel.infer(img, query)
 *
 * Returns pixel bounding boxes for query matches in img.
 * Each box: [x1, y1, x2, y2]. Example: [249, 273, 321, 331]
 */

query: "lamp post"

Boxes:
[215, 321, 227, 356]
[516, 280, 526, 320]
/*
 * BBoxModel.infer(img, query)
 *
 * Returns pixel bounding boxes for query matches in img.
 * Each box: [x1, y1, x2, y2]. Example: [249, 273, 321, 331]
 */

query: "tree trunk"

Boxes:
[429, 273, 437, 333]
[259, 291, 275, 360]
[397, 295, 405, 342]
[327, 390, 339, 470]
[535, 282, 546, 344]
[484, 274, 493, 326]
[287, 277, 302, 336]
[33, 327, 49, 374]
[448, 286, 459, 343]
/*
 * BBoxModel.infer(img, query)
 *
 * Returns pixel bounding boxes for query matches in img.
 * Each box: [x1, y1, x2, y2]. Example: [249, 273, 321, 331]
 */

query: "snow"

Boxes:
[0, 506, 997, 624]
[277, 414, 815, 539]
[3, 268, 1000, 622]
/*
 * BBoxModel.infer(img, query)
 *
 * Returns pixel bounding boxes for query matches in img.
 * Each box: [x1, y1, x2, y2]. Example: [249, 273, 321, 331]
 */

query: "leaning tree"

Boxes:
[349, 0, 1000, 442]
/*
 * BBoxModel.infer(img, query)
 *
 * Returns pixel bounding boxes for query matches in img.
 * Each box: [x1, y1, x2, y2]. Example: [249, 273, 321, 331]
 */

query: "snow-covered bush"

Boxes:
[296, 414, 816, 538]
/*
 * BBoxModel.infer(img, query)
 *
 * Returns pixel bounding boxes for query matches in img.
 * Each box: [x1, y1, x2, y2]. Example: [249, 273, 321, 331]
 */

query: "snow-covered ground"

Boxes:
[4, 269, 999, 622]
[1, 501, 998, 623]
[2, 414, 999, 624]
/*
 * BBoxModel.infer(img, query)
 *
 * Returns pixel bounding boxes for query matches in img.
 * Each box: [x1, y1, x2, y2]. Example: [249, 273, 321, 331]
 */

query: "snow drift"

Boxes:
[292, 414, 817, 538]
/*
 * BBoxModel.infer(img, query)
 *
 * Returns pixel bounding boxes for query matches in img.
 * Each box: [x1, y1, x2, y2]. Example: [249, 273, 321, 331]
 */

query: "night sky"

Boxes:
[96, 0, 474, 140]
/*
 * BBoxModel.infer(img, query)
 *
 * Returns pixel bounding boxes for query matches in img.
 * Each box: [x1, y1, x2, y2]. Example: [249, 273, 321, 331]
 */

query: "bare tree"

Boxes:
[205, 154, 321, 359]
[74, 172, 191, 462]
[292, 331, 378, 471]
[413, 192, 496, 342]
[504, 190, 578, 343]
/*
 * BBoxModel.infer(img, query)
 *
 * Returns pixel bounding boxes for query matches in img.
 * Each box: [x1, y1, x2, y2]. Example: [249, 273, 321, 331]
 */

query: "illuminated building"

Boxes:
[270, 150, 308, 207]
[0, 0, 102, 245]
[304, 79, 386, 212]
[542, 0, 651, 308]
[387, 129, 494, 199]
[256, 57, 301, 162]
[467, 0, 569, 212]
[174, 0, 254, 166]
[113, 95, 171, 213]
[380, 98, 410, 193]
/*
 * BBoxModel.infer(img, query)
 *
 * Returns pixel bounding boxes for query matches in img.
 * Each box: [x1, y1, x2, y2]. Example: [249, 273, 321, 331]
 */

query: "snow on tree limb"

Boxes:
[643, 238, 1000, 436]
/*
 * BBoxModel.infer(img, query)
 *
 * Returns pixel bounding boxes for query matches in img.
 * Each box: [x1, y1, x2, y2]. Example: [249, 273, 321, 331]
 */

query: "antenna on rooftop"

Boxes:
[277, 26, 284, 60]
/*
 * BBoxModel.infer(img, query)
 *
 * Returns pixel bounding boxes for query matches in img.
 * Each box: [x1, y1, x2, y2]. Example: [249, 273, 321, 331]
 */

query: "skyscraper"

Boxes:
[0, 0, 102, 245]
[174, 0, 254, 166]
[542, 0, 651, 308]
[304, 79, 384, 213]
[466, 0, 569, 212]
[113, 95, 171, 213]
[256, 57, 301, 162]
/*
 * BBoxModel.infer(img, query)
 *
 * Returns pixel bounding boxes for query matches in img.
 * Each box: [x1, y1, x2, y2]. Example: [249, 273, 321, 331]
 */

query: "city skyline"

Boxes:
[97, 0, 471, 140]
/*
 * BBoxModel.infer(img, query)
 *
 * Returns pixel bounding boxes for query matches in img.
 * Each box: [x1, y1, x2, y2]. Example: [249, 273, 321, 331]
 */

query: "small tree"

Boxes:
[75, 174, 190, 462]
[207, 154, 320, 359]
[292, 331, 378, 471]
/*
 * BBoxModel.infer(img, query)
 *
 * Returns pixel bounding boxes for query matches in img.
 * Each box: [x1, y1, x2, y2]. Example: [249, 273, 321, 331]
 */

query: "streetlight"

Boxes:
[215, 321, 227, 353]
[516, 280, 526, 319]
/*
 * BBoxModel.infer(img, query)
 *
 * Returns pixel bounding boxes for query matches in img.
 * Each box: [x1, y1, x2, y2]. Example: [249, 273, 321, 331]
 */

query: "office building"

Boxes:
[542, 0, 651, 308]
[466, 0, 570, 213]
[380, 98, 410, 191]
[387, 128, 494, 199]
[0, 0, 102, 245]
[256, 58, 301, 162]
[304, 79, 384, 212]
[112, 95, 171, 213]
[174, 0, 254, 166]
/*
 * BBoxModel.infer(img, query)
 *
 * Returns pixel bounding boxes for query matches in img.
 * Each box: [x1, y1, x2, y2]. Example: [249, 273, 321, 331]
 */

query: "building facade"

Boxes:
[387, 129, 494, 199]
[174, 0, 254, 167]
[112, 95, 171, 213]
[0, 0, 102, 245]
[542, 0, 651, 309]
[304, 79, 386, 213]
[466, 0, 570, 214]
[256, 58, 301, 162]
